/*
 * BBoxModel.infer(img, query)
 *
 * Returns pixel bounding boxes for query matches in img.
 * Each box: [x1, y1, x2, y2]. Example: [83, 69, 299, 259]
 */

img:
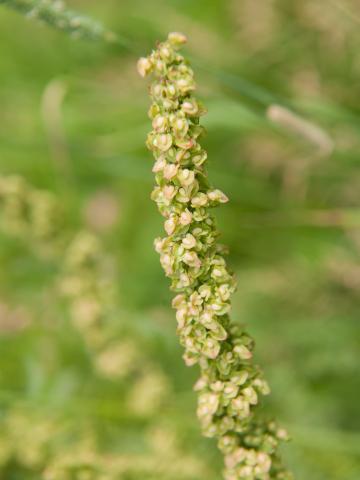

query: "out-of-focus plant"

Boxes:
[0, 175, 62, 255]
[0, 174, 209, 479]
[0, 175, 169, 408]
[59, 229, 171, 415]
[0, 405, 210, 479]
[0, 0, 117, 42]
[0, 404, 210, 479]
[139, 33, 292, 480]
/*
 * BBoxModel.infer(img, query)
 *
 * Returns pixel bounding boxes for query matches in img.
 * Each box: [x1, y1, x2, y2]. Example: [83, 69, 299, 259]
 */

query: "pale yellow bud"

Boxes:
[168, 32, 187, 46]
[230, 397, 250, 416]
[163, 163, 178, 180]
[155, 59, 166, 73]
[175, 148, 190, 163]
[212, 267, 224, 278]
[176, 186, 192, 203]
[257, 452, 271, 473]
[178, 168, 195, 186]
[183, 352, 198, 366]
[175, 118, 187, 130]
[153, 133, 172, 151]
[231, 371, 249, 386]
[199, 284, 211, 300]
[276, 428, 289, 440]
[191, 192, 208, 207]
[203, 338, 220, 359]
[152, 84, 162, 97]
[234, 344, 252, 360]
[208, 189, 229, 203]
[253, 378, 271, 395]
[198, 392, 219, 416]
[154, 237, 165, 253]
[238, 466, 253, 477]
[179, 272, 191, 287]
[210, 381, 224, 392]
[223, 382, 239, 399]
[160, 46, 171, 59]
[182, 233, 196, 249]
[179, 209, 192, 225]
[163, 185, 176, 201]
[152, 157, 166, 173]
[233, 447, 247, 465]
[176, 77, 195, 94]
[172, 293, 186, 309]
[173, 117, 189, 137]
[137, 56, 152, 77]
[167, 83, 176, 97]
[200, 309, 215, 328]
[181, 99, 198, 115]
[152, 115, 167, 131]
[243, 386, 258, 405]
[164, 216, 177, 235]
[183, 251, 201, 268]
[194, 376, 208, 391]
[175, 307, 187, 328]
[160, 253, 173, 275]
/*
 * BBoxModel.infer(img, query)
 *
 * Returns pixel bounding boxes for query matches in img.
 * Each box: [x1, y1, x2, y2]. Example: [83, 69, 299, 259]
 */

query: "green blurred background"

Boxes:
[0, 0, 359, 478]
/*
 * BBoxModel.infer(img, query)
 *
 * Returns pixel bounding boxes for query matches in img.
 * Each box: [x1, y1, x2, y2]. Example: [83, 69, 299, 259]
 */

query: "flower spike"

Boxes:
[139, 33, 293, 480]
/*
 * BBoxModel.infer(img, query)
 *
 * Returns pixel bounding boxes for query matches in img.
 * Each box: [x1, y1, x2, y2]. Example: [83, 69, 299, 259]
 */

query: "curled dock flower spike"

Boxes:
[139, 33, 293, 480]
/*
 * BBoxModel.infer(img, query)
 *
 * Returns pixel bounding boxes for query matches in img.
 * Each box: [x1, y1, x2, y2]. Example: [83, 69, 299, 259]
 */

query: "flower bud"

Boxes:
[181, 99, 198, 116]
[182, 251, 201, 268]
[182, 233, 196, 249]
[164, 216, 177, 235]
[179, 209, 192, 225]
[172, 117, 189, 137]
[152, 156, 166, 173]
[167, 32, 187, 46]
[137, 56, 152, 77]
[202, 338, 220, 359]
[208, 189, 229, 204]
[233, 345, 253, 360]
[242, 386, 258, 405]
[178, 168, 195, 187]
[163, 163, 178, 180]
[152, 115, 168, 132]
[153, 133, 172, 152]
[191, 192, 208, 207]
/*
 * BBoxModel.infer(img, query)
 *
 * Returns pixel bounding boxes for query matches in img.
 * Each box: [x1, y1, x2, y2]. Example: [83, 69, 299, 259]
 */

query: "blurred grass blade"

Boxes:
[0, 0, 131, 47]
[191, 56, 282, 107]
[41, 78, 73, 186]
[329, 0, 360, 25]
[267, 104, 334, 155]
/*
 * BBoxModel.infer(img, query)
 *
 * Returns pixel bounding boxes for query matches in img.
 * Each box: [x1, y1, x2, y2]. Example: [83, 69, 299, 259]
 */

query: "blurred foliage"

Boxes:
[0, 0, 359, 479]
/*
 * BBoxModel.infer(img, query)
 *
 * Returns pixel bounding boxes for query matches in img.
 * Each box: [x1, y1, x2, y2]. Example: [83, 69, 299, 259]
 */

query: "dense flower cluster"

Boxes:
[139, 33, 292, 480]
